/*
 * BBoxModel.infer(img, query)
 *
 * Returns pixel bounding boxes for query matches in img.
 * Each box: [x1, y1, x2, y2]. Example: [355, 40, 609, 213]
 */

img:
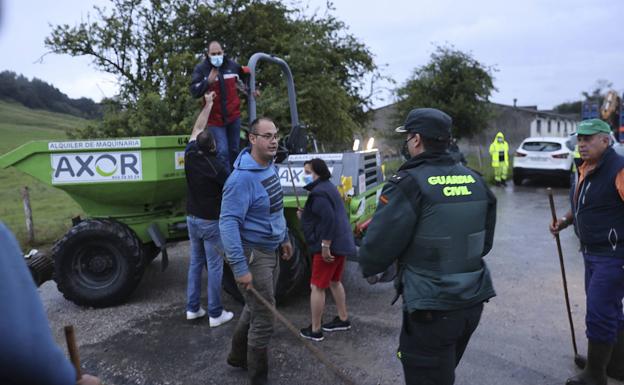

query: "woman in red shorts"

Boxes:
[298, 158, 357, 341]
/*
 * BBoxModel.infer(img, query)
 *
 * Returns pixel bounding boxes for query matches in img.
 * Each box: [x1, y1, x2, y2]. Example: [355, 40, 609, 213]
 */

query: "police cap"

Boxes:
[395, 108, 452, 141]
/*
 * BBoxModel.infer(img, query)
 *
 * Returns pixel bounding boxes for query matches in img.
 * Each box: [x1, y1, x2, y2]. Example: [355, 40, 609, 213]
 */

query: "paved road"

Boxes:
[41, 184, 624, 385]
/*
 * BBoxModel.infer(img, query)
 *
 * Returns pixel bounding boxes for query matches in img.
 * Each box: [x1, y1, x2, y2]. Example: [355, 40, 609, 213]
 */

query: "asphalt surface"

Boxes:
[41, 183, 624, 385]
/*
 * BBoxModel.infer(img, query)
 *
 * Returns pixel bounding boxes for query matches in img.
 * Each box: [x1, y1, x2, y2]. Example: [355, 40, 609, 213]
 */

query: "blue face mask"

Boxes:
[303, 174, 314, 185]
[210, 55, 224, 67]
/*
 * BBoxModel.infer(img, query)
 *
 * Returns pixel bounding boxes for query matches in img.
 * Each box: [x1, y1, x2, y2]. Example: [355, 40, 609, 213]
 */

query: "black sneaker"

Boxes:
[300, 326, 324, 341]
[322, 316, 351, 332]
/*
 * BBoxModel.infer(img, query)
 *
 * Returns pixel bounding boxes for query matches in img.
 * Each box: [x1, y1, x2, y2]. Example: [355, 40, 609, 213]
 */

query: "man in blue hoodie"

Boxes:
[220, 117, 293, 385]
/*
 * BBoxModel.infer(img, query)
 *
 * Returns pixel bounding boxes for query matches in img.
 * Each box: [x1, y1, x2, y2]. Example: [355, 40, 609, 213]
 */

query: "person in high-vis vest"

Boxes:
[489, 132, 509, 186]
[550, 119, 624, 385]
[359, 108, 497, 385]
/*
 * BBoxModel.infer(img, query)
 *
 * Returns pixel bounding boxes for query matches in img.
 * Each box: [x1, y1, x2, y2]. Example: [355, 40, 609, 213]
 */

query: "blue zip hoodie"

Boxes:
[220, 148, 288, 278]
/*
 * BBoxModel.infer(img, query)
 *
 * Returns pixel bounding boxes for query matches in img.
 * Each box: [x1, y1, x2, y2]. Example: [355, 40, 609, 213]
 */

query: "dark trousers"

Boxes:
[584, 253, 624, 344]
[398, 303, 483, 385]
[209, 117, 241, 173]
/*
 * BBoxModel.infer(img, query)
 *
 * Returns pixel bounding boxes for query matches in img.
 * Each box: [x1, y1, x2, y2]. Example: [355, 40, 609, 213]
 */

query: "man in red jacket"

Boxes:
[190, 40, 249, 172]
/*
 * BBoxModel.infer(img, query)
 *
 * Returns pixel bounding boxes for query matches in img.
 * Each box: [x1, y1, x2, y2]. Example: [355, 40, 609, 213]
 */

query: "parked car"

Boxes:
[512, 136, 574, 186]
[513, 134, 624, 187]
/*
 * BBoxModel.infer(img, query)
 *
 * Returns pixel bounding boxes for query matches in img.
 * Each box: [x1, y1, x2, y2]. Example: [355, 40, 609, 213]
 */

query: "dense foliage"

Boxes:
[45, 0, 383, 146]
[0, 71, 101, 119]
[394, 46, 496, 139]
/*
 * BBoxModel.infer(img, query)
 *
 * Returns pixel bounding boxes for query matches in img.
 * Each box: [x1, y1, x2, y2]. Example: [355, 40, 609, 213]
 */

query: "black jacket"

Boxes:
[185, 141, 228, 219]
[571, 147, 624, 257]
[189, 57, 246, 127]
[301, 179, 357, 257]
[359, 151, 497, 311]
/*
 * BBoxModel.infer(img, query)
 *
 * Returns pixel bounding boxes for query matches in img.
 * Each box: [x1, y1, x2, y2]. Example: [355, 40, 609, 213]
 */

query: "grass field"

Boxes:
[0, 100, 88, 248]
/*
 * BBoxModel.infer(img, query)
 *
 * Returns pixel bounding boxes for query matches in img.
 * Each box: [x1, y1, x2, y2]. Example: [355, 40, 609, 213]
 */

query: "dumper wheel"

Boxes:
[222, 234, 309, 304]
[27, 251, 54, 287]
[223, 264, 244, 303]
[275, 234, 309, 304]
[53, 219, 145, 307]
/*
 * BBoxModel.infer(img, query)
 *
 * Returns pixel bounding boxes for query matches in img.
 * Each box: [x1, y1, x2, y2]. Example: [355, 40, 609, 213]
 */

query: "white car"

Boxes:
[512, 136, 574, 186]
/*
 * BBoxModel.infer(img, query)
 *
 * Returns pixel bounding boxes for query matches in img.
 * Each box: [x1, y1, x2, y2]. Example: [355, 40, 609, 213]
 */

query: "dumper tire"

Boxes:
[223, 263, 244, 303]
[275, 234, 309, 304]
[27, 251, 54, 287]
[222, 234, 309, 304]
[52, 219, 145, 308]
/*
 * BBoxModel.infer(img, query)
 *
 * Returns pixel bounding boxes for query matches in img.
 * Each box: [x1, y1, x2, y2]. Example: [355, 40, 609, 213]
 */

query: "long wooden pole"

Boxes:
[249, 287, 357, 385]
[547, 188, 580, 359]
[64, 325, 82, 380]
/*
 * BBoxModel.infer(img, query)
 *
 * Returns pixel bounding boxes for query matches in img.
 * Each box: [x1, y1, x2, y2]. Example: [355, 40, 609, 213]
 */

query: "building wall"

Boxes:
[366, 102, 580, 160]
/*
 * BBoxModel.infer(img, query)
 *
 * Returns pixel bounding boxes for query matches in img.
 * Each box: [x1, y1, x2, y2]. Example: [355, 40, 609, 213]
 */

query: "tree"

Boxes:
[394, 45, 496, 139]
[44, 0, 382, 145]
[553, 101, 582, 115]
[582, 79, 613, 103]
[0, 71, 101, 119]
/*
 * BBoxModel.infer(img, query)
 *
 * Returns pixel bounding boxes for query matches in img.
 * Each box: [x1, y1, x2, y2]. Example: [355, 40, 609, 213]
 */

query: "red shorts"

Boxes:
[310, 253, 346, 289]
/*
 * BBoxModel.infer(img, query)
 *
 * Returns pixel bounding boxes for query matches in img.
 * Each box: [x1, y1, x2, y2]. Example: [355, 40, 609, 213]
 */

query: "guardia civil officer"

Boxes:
[359, 108, 497, 385]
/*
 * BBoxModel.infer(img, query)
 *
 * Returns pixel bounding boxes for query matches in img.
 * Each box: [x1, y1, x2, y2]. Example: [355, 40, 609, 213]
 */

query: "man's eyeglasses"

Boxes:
[251, 132, 280, 141]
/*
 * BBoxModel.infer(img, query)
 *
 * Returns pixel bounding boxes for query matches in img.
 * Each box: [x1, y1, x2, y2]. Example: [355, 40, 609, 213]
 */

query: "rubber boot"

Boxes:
[248, 346, 269, 385]
[607, 330, 624, 381]
[227, 322, 249, 369]
[566, 341, 613, 385]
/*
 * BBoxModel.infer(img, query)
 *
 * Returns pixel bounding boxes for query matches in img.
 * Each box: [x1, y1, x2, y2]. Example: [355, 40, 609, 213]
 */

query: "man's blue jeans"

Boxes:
[584, 253, 624, 344]
[209, 117, 241, 172]
[186, 216, 224, 318]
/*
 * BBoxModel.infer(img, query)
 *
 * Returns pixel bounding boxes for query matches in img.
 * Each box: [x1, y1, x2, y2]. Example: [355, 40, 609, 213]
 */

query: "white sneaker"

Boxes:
[209, 310, 234, 327]
[186, 307, 206, 320]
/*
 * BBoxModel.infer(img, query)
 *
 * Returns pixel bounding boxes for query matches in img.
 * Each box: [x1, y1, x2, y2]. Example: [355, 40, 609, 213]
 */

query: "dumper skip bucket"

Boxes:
[0, 136, 189, 217]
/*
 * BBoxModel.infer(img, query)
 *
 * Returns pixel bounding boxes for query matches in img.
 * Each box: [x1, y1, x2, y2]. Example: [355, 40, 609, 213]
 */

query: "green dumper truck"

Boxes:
[0, 53, 385, 307]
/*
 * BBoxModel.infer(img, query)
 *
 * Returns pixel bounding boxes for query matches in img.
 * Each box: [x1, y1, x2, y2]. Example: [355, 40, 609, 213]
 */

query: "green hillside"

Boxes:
[0, 100, 88, 247]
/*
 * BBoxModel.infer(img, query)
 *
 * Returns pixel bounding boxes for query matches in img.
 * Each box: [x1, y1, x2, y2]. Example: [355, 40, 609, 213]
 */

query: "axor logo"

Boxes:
[51, 152, 143, 184]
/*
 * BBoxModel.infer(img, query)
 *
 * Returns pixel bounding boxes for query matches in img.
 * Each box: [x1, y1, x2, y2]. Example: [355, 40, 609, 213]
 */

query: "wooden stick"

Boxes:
[249, 287, 357, 385]
[21, 186, 34, 245]
[547, 188, 579, 357]
[64, 325, 82, 380]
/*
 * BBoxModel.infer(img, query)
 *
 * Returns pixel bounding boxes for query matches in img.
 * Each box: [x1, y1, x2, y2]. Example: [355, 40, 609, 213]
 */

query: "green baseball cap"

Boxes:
[576, 119, 611, 135]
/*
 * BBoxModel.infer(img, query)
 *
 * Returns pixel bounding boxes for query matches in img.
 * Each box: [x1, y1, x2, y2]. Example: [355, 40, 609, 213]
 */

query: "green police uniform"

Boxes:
[359, 108, 497, 385]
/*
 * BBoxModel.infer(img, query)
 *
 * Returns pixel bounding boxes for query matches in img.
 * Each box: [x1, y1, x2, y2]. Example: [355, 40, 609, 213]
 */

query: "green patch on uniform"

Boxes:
[427, 175, 476, 185]
[427, 174, 476, 196]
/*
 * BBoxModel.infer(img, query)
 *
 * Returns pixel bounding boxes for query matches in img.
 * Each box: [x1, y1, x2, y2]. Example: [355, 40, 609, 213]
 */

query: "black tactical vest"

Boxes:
[395, 159, 496, 311]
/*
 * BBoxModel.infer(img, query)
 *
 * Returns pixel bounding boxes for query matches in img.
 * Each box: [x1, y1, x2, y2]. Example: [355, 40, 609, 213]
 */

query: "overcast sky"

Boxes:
[1, 0, 623, 110]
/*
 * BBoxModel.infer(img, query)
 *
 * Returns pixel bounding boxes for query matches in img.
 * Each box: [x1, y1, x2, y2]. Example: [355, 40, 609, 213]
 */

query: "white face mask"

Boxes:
[210, 55, 224, 67]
